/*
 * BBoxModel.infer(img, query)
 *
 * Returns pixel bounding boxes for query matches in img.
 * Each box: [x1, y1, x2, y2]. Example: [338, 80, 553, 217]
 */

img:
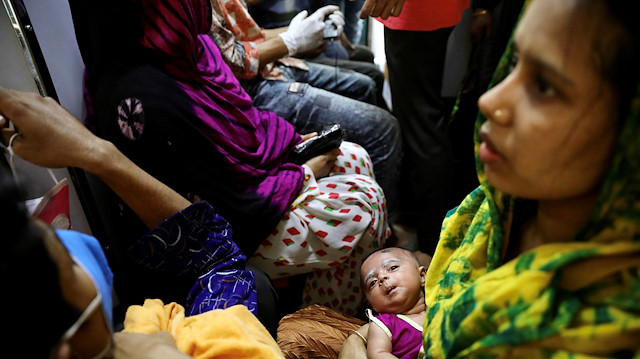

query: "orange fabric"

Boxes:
[217, 0, 263, 79]
[219, 0, 264, 43]
[123, 299, 284, 359]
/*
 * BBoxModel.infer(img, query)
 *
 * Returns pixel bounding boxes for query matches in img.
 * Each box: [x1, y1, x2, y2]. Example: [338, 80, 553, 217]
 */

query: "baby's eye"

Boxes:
[368, 279, 377, 288]
[389, 265, 398, 271]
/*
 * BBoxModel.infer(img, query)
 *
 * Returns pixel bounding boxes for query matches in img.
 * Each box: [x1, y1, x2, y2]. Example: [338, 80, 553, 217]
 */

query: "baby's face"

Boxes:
[361, 248, 426, 314]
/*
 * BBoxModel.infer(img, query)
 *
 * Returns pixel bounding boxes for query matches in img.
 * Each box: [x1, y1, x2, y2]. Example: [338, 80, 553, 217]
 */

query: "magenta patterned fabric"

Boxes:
[134, 0, 304, 214]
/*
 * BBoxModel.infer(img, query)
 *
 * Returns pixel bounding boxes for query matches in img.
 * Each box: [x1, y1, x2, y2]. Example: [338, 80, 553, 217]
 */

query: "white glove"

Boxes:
[278, 5, 340, 56]
[327, 10, 345, 36]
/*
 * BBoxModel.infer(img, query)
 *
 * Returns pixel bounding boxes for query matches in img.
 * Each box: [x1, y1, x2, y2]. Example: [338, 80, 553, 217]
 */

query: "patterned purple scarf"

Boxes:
[134, 0, 304, 212]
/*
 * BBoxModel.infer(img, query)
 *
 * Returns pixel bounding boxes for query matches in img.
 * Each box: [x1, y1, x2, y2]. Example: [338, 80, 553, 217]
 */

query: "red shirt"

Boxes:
[377, 0, 470, 31]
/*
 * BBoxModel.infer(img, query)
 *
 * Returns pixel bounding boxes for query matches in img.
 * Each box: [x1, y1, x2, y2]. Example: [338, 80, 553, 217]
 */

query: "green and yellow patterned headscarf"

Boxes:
[422, 2, 640, 358]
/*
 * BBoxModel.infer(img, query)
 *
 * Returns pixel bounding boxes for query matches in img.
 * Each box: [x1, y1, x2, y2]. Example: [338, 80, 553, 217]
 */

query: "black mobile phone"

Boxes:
[323, 19, 339, 40]
[289, 124, 345, 165]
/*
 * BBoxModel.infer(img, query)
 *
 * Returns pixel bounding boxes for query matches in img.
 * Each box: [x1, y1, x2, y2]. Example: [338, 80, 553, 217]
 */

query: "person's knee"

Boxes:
[357, 75, 377, 104]
[367, 105, 400, 139]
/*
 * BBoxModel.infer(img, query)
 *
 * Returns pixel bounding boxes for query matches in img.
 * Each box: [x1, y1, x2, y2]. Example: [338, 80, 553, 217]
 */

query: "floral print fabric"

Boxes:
[208, 0, 309, 81]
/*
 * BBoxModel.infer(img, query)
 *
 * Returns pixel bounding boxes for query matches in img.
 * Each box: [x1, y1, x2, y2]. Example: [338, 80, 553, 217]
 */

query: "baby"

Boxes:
[361, 247, 427, 359]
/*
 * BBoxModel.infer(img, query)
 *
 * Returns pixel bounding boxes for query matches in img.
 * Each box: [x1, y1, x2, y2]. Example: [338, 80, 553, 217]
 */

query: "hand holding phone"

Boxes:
[323, 19, 339, 39]
[289, 124, 345, 165]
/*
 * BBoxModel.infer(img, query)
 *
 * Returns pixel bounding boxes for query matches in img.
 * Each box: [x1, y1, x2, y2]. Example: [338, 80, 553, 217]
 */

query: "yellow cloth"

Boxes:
[122, 299, 284, 359]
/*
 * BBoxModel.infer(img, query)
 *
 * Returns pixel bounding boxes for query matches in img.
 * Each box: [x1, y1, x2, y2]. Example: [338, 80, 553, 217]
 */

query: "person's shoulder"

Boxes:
[374, 312, 400, 322]
[102, 64, 195, 115]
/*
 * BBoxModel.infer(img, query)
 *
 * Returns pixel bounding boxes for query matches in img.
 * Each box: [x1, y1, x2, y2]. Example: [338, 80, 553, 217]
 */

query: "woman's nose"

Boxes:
[478, 73, 515, 126]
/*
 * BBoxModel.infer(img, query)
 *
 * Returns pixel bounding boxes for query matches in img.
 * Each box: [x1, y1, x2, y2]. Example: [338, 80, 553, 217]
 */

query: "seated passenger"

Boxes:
[0, 87, 282, 359]
[207, 0, 400, 211]
[246, 0, 379, 74]
[68, 0, 389, 316]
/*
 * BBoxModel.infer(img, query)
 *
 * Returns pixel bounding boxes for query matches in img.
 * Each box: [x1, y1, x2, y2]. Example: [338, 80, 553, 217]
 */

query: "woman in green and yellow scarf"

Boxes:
[424, 0, 640, 357]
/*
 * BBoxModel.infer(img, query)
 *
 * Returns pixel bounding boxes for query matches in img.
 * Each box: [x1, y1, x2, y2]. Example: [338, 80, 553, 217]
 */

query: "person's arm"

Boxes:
[367, 321, 396, 359]
[338, 323, 369, 359]
[210, 21, 289, 74]
[262, 27, 287, 41]
[256, 32, 290, 68]
[0, 87, 190, 229]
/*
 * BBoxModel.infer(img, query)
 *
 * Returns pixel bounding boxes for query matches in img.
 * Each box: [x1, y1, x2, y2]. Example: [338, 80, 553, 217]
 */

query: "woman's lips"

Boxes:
[479, 132, 502, 163]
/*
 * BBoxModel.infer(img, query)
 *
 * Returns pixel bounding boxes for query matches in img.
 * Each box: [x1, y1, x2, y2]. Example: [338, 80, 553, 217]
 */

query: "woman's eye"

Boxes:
[509, 53, 519, 72]
[535, 75, 556, 97]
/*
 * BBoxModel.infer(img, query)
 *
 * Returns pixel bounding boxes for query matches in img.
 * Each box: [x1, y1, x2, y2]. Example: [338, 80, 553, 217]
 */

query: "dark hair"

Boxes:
[361, 247, 420, 267]
[585, 0, 640, 119]
[0, 169, 77, 357]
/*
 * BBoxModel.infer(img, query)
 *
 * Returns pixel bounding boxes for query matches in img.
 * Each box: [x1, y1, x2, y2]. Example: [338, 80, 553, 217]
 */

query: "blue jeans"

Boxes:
[248, 74, 401, 219]
[277, 61, 377, 104]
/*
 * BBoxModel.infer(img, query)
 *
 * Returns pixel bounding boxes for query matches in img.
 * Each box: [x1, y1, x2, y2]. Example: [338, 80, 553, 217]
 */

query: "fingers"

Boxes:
[0, 118, 17, 148]
[0, 88, 23, 148]
[329, 11, 345, 28]
[378, 0, 395, 19]
[0, 87, 45, 134]
[0, 87, 19, 124]
[328, 11, 345, 34]
[359, 0, 376, 19]
[316, 5, 340, 17]
[300, 132, 318, 142]
[290, 10, 308, 26]
[0, 87, 88, 168]
[0, 86, 14, 110]
[390, 0, 405, 17]
[366, 0, 387, 18]
[358, 0, 404, 19]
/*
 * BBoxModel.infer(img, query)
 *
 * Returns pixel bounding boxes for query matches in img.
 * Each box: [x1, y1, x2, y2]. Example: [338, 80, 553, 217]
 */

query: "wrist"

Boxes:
[258, 36, 290, 67]
[278, 32, 296, 56]
[272, 35, 291, 58]
[83, 139, 119, 178]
